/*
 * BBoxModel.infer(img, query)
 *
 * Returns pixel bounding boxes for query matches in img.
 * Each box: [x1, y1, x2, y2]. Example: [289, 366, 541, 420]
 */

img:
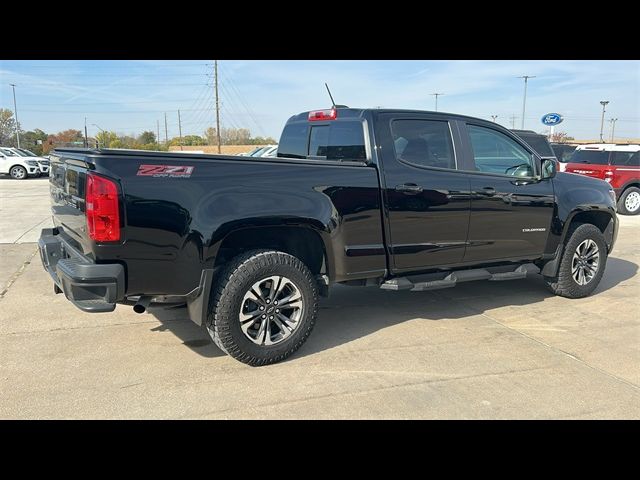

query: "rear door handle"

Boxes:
[395, 183, 423, 194]
[474, 187, 496, 196]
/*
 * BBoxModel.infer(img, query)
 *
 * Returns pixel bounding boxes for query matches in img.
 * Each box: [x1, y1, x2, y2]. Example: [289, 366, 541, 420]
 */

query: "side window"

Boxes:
[390, 119, 456, 169]
[308, 121, 366, 160]
[277, 123, 308, 159]
[611, 151, 639, 166]
[468, 125, 535, 176]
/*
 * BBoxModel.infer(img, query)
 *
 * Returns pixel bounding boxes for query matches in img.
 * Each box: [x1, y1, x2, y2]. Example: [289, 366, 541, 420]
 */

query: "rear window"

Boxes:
[277, 124, 308, 159]
[611, 151, 640, 166]
[570, 150, 610, 165]
[519, 135, 555, 157]
[278, 121, 366, 161]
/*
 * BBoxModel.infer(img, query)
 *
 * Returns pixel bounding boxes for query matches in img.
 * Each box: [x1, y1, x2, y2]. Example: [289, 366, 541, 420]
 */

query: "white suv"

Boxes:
[0, 147, 41, 179]
[6, 147, 50, 176]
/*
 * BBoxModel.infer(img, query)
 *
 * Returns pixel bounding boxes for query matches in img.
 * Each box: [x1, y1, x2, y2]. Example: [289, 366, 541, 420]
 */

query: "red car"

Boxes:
[565, 144, 640, 215]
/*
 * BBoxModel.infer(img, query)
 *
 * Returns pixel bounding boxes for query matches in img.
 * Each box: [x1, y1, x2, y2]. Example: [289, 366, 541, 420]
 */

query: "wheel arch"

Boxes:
[211, 220, 334, 282]
[541, 207, 616, 278]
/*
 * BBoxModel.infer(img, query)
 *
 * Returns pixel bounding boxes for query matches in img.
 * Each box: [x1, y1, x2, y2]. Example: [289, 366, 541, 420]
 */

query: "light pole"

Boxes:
[491, 115, 498, 123]
[9, 83, 20, 148]
[84, 117, 88, 148]
[431, 93, 444, 112]
[599, 101, 609, 142]
[609, 118, 618, 142]
[92, 124, 106, 148]
[517, 76, 535, 129]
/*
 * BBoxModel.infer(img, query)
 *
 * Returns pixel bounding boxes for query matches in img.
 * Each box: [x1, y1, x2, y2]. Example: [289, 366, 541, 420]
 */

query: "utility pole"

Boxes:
[178, 109, 183, 151]
[609, 118, 618, 143]
[214, 60, 221, 153]
[9, 83, 20, 148]
[157, 120, 160, 147]
[431, 93, 444, 112]
[517, 76, 535, 129]
[599, 101, 609, 142]
[509, 115, 517, 129]
[164, 112, 169, 146]
[84, 117, 88, 148]
[491, 115, 498, 123]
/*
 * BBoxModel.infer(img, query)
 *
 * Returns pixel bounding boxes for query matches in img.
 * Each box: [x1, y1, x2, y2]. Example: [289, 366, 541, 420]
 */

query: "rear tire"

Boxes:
[544, 223, 607, 298]
[206, 250, 319, 366]
[10, 165, 27, 180]
[617, 186, 640, 215]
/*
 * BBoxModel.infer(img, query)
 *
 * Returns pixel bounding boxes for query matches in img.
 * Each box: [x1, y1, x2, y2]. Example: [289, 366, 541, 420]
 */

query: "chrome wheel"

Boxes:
[625, 191, 640, 213]
[10, 166, 26, 179]
[239, 275, 304, 346]
[571, 239, 600, 286]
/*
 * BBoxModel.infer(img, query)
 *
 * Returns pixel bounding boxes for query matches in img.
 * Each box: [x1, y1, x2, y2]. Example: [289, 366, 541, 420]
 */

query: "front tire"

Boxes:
[617, 186, 640, 215]
[544, 223, 607, 298]
[10, 165, 27, 180]
[206, 250, 319, 366]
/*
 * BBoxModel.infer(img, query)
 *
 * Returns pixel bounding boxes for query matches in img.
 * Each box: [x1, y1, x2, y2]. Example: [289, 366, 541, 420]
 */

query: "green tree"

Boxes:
[138, 131, 156, 145]
[169, 135, 206, 146]
[0, 108, 21, 147]
[95, 131, 119, 148]
[22, 129, 49, 155]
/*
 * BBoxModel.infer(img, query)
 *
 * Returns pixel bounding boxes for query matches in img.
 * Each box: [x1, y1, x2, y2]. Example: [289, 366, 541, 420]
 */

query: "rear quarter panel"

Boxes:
[89, 154, 385, 295]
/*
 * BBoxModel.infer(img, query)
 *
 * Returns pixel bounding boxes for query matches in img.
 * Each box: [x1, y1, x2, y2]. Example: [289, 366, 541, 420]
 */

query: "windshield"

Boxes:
[570, 150, 610, 165]
[18, 149, 38, 156]
[249, 147, 269, 157]
[0, 147, 18, 157]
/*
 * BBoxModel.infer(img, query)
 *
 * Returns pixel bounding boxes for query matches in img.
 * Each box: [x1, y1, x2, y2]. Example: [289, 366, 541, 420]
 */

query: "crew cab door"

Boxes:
[375, 113, 471, 272]
[458, 122, 555, 262]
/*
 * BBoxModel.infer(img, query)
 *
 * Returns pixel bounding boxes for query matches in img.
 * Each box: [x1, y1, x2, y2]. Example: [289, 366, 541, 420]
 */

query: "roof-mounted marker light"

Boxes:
[308, 108, 337, 121]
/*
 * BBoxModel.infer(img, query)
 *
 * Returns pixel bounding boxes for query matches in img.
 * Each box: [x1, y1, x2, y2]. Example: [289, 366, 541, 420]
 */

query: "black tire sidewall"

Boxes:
[210, 251, 318, 365]
[557, 224, 608, 297]
[617, 187, 640, 215]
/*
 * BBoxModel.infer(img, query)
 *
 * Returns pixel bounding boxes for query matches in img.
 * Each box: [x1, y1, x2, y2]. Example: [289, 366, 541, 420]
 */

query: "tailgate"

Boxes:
[49, 152, 94, 253]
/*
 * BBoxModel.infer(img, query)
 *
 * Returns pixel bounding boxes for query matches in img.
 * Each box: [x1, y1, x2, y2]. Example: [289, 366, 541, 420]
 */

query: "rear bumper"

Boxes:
[38, 228, 125, 312]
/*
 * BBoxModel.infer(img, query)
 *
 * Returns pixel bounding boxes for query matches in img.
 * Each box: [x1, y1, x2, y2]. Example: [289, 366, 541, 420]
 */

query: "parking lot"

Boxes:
[0, 176, 639, 419]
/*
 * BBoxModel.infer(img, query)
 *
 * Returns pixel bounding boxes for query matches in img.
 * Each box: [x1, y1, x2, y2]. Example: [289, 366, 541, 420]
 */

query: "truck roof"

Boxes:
[286, 107, 498, 125]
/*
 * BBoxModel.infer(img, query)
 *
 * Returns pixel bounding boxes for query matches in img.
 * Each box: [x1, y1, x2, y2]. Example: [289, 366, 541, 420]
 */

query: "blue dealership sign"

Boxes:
[541, 113, 563, 125]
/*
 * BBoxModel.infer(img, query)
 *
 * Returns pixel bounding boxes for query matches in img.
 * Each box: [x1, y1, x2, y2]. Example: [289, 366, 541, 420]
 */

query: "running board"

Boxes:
[380, 264, 531, 291]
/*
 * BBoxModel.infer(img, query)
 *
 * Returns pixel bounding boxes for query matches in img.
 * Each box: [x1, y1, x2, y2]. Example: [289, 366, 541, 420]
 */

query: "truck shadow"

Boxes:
[147, 256, 637, 360]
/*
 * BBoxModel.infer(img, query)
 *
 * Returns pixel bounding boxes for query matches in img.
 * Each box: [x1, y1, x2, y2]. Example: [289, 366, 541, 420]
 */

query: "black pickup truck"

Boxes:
[38, 107, 618, 365]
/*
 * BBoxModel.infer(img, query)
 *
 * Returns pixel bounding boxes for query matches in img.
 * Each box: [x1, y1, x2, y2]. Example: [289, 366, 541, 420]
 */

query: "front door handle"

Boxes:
[474, 187, 496, 196]
[395, 183, 423, 194]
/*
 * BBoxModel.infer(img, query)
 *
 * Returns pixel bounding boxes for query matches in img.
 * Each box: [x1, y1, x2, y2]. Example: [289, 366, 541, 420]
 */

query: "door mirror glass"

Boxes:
[541, 157, 557, 179]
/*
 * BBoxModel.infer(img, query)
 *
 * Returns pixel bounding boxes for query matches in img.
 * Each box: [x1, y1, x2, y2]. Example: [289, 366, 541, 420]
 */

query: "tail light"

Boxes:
[308, 108, 337, 121]
[604, 170, 614, 183]
[86, 173, 120, 242]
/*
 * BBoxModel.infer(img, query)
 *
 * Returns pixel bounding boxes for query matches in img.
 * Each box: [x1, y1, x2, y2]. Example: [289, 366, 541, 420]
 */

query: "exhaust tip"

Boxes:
[133, 296, 152, 314]
[133, 304, 146, 314]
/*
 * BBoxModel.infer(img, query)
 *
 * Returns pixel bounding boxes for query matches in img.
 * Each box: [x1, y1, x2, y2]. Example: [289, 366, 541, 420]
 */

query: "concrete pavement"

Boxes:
[0, 178, 638, 418]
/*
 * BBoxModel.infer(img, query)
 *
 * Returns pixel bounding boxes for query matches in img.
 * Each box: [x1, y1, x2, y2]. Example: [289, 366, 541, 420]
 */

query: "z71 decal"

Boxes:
[137, 165, 194, 178]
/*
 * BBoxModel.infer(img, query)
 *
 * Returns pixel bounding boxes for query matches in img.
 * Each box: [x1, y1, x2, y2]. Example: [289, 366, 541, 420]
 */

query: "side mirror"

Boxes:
[541, 157, 557, 179]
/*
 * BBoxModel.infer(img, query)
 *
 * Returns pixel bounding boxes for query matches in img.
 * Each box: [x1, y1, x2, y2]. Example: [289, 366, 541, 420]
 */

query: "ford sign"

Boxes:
[541, 113, 563, 125]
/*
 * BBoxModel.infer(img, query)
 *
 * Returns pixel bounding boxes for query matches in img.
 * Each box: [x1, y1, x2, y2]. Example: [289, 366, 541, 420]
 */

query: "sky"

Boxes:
[1, 60, 638, 141]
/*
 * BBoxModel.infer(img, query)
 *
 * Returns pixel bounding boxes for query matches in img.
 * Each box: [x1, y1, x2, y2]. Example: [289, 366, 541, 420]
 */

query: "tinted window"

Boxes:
[551, 144, 576, 162]
[278, 123, 308, 159]
[518, 135, 554, 157]
[571, 150, 610, 165]
[309, 121, 366, 160]
[468, 125, 534, 176]
[309, 126, 330, 157]
[390, 119, 455, 169]
[611, 151, 639, 166]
